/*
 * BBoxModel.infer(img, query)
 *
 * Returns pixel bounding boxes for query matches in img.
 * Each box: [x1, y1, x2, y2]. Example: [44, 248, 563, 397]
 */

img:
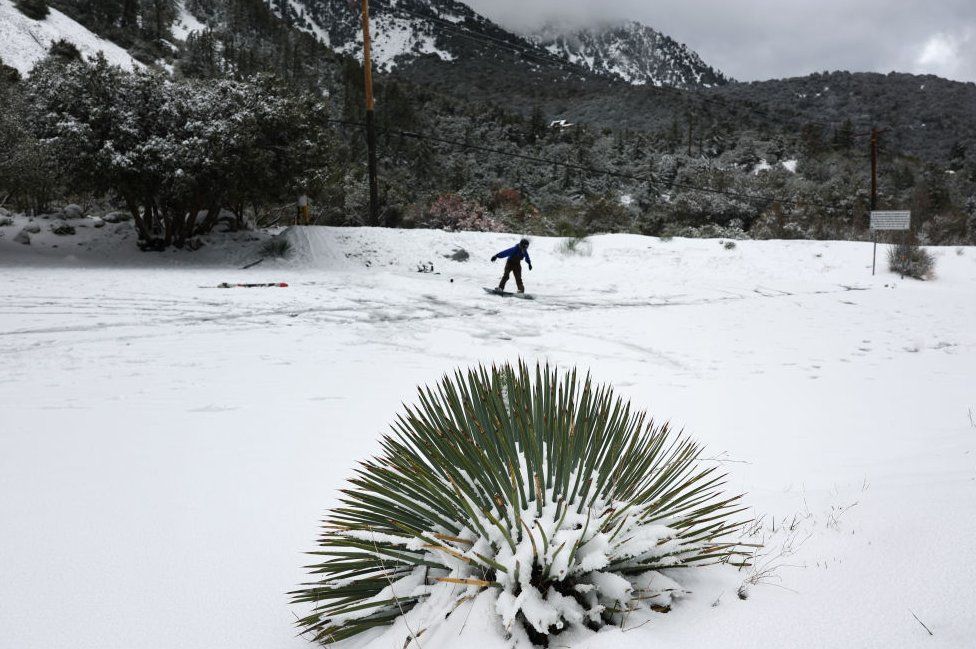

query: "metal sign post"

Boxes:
[869, 210, 911, 275]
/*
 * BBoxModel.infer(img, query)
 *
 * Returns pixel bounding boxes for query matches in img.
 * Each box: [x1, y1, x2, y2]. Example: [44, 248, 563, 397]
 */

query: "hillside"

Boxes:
[0, 0, 138, 74]
[711, 71, 976, 163]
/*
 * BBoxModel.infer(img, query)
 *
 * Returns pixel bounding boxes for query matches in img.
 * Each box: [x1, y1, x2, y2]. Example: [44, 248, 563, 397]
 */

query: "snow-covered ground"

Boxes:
[0, 0, 139, 75]
[1, 222, 974, 649]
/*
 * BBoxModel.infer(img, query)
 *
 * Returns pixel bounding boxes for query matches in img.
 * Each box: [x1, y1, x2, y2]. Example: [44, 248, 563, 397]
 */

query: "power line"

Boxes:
[328, 118, 853, 213]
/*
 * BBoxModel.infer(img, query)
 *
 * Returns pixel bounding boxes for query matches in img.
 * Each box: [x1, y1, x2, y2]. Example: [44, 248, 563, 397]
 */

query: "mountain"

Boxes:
[530, 21, 730, 88]
[3, 0, 973, 163]
[279, 1, 728, 88]
[280, 0, 566, 73]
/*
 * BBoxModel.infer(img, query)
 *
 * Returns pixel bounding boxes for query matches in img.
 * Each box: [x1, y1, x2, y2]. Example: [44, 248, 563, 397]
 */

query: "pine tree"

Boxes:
[15, 0, 50, 21]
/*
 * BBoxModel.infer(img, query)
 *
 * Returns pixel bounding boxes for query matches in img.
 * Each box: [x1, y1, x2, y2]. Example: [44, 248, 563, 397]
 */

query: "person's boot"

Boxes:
[517, 289, 525, 294]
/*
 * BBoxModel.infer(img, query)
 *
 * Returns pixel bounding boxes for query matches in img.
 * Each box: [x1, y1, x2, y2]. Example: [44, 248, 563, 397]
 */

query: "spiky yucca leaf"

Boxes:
[293, 362, 750, 646]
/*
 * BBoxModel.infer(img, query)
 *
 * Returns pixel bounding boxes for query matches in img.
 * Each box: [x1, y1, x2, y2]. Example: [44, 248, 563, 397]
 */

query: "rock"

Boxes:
[14, 230, 30, 245]
[0, 216, 13, 227]
[0, 207, 10, 217]
[102, 211, 131, 223]
[22, 223, 41, 234]
[91, 217, 105, 228]
[445, 247, 470, 262]
[63, 204, 84, 219]
[51, 221, 76, 236]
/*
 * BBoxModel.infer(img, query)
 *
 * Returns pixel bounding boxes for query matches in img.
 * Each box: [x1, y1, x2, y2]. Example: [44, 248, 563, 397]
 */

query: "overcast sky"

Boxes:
[464, 0, 976, 83]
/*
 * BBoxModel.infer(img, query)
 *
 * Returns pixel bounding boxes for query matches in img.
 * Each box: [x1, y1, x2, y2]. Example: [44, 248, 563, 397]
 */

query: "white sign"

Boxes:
[870, 211, 911, 231]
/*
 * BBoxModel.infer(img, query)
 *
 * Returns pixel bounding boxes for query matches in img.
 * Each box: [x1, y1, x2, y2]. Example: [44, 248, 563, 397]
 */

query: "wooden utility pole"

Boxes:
[868, 127, 891, 210]
[867, 127, 891, 275]
[360, 0, 379, 225]
[870, 127, 879, 211]
[687, 113, 694, 157]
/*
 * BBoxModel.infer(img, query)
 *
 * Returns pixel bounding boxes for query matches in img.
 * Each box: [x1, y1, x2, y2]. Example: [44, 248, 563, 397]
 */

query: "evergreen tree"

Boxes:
[15, 0, 50, 21]
[832, 119, 855, 150]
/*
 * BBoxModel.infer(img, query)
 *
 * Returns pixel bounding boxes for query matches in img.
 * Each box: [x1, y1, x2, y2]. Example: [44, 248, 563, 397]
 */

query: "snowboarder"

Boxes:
[491, 238, 532, 293]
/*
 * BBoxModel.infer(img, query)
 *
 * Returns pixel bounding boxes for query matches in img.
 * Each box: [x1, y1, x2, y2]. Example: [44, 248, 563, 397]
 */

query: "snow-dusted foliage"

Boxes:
[294, 363, 748, 646]
[23, 55, 333, 247]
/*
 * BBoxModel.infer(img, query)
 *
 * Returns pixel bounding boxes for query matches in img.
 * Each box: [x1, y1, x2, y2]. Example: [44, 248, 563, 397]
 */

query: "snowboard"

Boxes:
[483, 287, 535, 300]
[216, 282, 289, 288]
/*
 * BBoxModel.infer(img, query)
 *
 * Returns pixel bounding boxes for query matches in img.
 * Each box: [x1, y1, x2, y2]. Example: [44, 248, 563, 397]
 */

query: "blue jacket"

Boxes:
[495, 244, 532, 266]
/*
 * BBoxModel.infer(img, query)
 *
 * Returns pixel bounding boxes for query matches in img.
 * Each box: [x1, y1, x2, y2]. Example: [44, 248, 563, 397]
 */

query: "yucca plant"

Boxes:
[293, 362, 750, 646]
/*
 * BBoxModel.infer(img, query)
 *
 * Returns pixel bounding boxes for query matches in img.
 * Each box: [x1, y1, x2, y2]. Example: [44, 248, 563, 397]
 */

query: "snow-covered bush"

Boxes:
[261, 237, 292, 259]
[661, 221, 750, 240]
[294, 363, 749, 646]
[558, 236, 592, 256]
[888, 241, 935, 280]
[25, 56, 333, 249]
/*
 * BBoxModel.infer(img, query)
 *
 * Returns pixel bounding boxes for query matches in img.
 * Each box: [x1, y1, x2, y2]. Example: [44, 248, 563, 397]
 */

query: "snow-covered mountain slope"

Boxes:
[1, 222, 975, 649]
[531, 21, 729, 88]
[171, 1, 207, 42]
[280, 2, 728, 85]
[282, 0, 502, 70]
[0, 0, 139, 75]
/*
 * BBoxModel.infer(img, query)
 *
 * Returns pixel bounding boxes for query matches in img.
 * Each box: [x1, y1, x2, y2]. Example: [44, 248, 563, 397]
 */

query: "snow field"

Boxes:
[1, 225, 974, 648]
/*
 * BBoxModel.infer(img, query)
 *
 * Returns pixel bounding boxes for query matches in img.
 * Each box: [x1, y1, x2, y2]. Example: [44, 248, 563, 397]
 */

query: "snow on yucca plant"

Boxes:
[293, 363, 749, 646]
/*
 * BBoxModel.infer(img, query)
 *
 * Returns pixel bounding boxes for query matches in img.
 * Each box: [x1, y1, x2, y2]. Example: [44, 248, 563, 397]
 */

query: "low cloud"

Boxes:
[464, 0, 976, 83]
[914, 28, 976, 80]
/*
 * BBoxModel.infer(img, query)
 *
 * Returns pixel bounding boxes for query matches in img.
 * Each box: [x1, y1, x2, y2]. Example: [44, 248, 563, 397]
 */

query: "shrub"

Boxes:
[723, 240, 737, 250]
[294, 363, 749, 646]
[888, 241, 935, 280]
[489, 187, 523, 212]
[0, 59, 20, 83]
[15, 0, 49, 21]
[424, 194, 503, 232]
[558, 236, 592, 256]
[260, 237, 292, 259]
[26, 60, 333, 249]
[48, 39, 81, 62]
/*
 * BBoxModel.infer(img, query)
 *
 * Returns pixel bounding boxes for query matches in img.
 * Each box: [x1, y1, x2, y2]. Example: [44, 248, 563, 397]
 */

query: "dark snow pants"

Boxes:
[499, 257, 524, 292]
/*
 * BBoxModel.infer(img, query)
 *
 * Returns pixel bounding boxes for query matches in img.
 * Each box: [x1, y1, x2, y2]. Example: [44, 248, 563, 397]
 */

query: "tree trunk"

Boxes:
[194, 203, 221, 237]
[125, 196, 149, 240]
